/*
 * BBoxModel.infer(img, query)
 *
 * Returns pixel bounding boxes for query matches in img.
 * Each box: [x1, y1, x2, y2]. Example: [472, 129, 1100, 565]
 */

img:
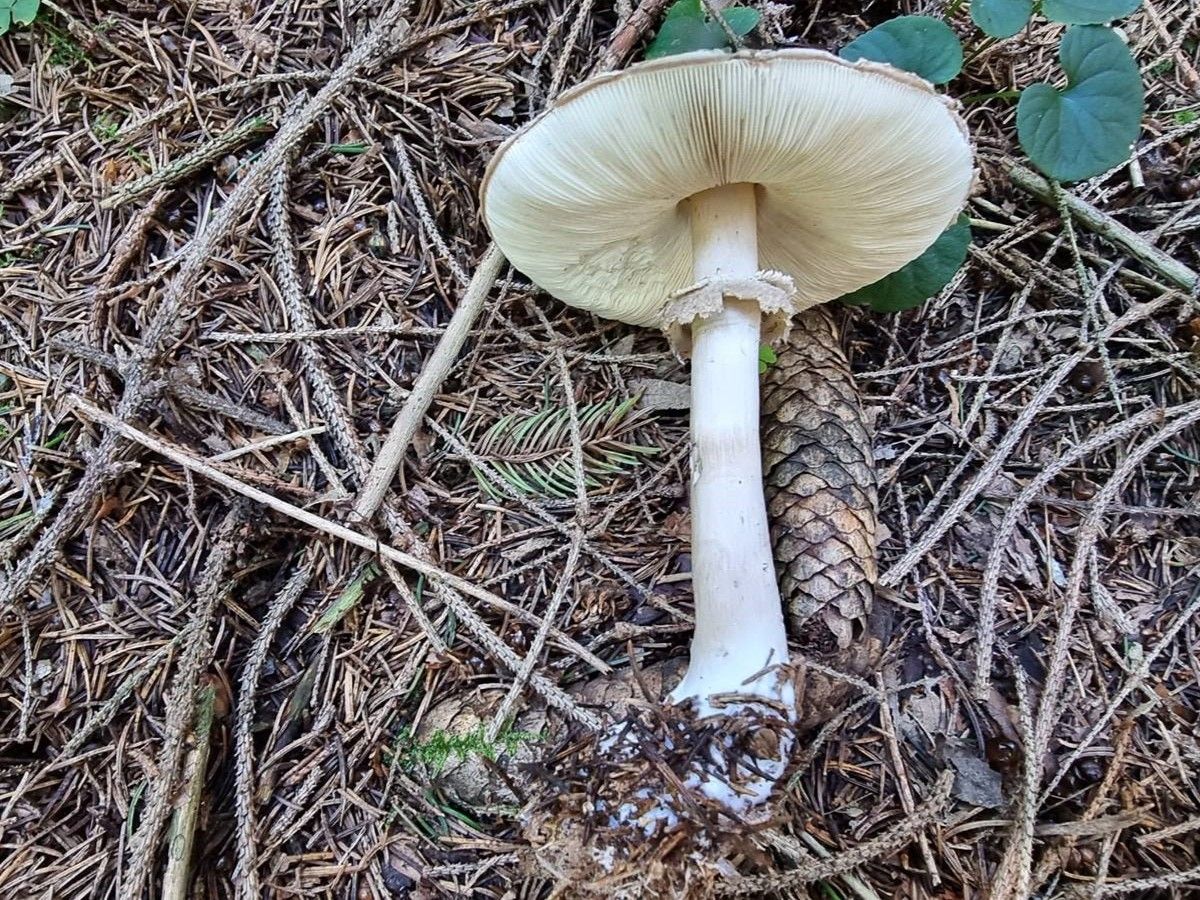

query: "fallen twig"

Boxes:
[204, 322, 445, 343]
[761, 827, 884, 900]
[351, 0, 674, 521]
[50, 337, 292, 435]
[999, 405, 1200, 896]
[352, 245, 505, 520]
[123, 508, 242, 898]
[717, 773, 954, 895]
[880, 292, 1179, 590]
[69, 395, 602, 729]
[596, 0, 673, 72]
[163, 681, 218, 900]
[1, 0, 542, 201]
[100, 117, 274, 210]
[267, 161, 447, 653]
[40, 0, 143, 67]
[231, 557, 315, 899]
[972, 401, 1196, 699]
[877, 674, 940, 885]
[1009, 164, 1199, 292]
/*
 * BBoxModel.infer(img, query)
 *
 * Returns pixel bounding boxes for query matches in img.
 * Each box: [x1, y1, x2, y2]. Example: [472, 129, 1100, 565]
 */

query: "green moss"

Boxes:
[92, 114, 121, 143]
[46, 26, 88, 67]
[391, 722, 542, 775]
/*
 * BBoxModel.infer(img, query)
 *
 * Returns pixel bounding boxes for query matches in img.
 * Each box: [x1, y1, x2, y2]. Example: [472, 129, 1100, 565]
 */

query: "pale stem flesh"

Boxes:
[668, 182, 794, 719]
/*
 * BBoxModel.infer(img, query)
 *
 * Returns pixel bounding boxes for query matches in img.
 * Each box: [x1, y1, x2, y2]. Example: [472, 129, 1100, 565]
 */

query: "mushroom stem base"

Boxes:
[670, 183, 792, 717]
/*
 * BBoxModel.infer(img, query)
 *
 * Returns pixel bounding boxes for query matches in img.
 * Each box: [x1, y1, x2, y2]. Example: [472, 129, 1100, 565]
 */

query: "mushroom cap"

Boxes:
[481, 49, 974, 328]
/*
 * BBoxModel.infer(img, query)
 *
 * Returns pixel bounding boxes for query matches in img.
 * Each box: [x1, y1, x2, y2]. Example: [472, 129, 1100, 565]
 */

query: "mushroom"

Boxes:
[481, 48, 973, 805]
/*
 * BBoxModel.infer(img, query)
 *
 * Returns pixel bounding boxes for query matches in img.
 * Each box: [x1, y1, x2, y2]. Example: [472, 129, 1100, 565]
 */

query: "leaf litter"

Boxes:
[0, 0, 1199, 896]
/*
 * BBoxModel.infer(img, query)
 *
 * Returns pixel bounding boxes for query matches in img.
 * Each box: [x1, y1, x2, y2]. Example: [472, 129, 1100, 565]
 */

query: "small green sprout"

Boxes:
[92, 114, 121, 143]
[47, 27, 88, 67]
[758, 344, 777, 374]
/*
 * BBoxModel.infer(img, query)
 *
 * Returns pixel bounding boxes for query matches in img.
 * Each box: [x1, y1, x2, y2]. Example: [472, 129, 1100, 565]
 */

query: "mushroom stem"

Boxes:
[670, 183, 793, 717]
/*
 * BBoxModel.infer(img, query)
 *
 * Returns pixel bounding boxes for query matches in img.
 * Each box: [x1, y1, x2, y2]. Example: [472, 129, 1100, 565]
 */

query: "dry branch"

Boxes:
[100, 117, 273, 210]
[716, 773, 954, 895]
[880, 291, 1179, 590]
[352, 245, 506, 520]
[122, 508, 242, 898]
[231, 558, 315, 898]
[0, 0, 413, 620]
[1009, 164, 1199, 292]
[69, 395, 601, 730]
[162, 682, 217, 900]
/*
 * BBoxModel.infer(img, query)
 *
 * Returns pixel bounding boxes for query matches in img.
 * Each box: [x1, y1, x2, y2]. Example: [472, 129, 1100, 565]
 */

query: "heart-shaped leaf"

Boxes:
[1041, 0, 1140, 25]
[718, 7, 759, 35]
[971, 0, 1033, 38]
[11, 0, 38, 23]
[841, 215, 972, 312]
[0, 0, 37, 33]
[1017, 25, 1143, 182]
[758, 344, 777, 374]
[645, 0, 760, 59]
[839, 16, 964, 84]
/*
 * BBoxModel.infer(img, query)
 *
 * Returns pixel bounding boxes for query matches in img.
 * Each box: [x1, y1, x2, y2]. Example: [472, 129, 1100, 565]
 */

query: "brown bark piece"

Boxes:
[762, 306, 878, 649]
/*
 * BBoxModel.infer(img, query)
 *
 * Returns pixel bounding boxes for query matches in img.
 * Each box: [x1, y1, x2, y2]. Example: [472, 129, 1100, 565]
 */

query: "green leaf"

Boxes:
[645, 0, 760, 59]
[839, 16, 964, 84]
[1041, 0, 1139, 25]
[312, 564, 380, 634]
[10, 0, 39, 25]
[1017, 26, 1143, 182]
[720, 7, 760, 35]
[758, 344, 777, 374]
[841, 215, 971, 312]
[971, 0, 1033, 37]
[665, 0, 702, 19]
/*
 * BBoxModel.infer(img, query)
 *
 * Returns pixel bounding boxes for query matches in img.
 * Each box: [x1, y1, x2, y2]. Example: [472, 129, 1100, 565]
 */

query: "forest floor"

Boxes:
[1, 0, 1199, 897]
